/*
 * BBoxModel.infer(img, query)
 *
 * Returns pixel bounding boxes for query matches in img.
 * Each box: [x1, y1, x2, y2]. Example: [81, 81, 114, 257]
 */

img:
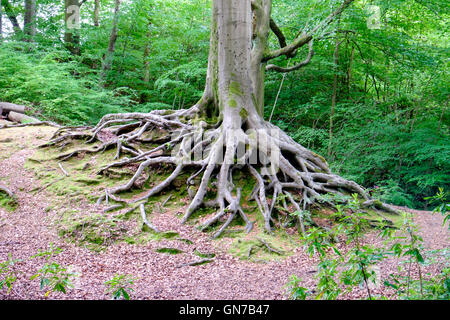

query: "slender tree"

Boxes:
[51, 0, 399, 237]
[143, 17, 152, 83]
[24, 0, 36, 42]
[64, 0, 81, 55]
[329, 26, 343, 158]
[94, 0, 100, 26]
[1, 0, 21, 35]
[100, 0, 121, 86]
[0, 0, 3, 42]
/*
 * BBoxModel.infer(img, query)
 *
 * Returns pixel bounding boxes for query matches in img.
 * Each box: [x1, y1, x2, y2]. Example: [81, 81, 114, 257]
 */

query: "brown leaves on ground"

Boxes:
[0, 125, 448, 300]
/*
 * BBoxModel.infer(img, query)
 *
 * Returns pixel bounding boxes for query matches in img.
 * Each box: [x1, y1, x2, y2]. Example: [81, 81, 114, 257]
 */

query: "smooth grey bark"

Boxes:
[24, 0, 36, 41]
[200, 0, 270, 118]
[64, 0, 81, 55]
[200, 0, 354, 119]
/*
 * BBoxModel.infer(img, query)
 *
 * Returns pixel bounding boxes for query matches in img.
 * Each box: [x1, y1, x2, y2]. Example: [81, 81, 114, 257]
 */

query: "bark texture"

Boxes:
[24, 0, 36, 41]
[94, 0, 100, 26]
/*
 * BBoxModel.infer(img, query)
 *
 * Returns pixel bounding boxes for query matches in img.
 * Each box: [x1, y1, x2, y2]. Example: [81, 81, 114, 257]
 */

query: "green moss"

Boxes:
[229, 99, 238, 108]
[229, 81, 242, 96]
[310, 151, 328, 165]
[239, 108, 248, 119]
[194, 249, 215, 259]
[176, 238, 194, 244]
[57, 213, 128, 252]
[156, 247, 183, 255]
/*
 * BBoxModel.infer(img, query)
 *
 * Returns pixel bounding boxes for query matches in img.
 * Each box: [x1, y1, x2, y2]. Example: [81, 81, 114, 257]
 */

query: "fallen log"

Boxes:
[8, 111, 40, 124]
[0, 102, 26, 114]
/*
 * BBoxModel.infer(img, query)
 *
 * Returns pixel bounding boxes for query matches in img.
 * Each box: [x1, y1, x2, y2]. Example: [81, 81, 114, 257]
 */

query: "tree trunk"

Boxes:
[143, 19, 152, 83]
[24, 0, 36, 42]
[0, 1, 3, 43]
[8, 111, 39, 124]
[0, 102, 26, 114]
[1, 0, 21, 35]
[0, 1, 2, 42]
[100, 0, 121, 86]
[328, 33, 342, 158]
[64, 0, 81, 55]
[94, 0, 100, 26]
[347, 46, 354, 97]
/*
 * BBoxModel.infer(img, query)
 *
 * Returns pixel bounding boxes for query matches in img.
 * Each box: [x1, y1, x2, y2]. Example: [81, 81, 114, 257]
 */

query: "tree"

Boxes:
[94, 0, 100, 27]
[1, 0, 21, 36]
[44, 0, 400, 237]
[24, 0, 37, 42]
[100, 0, 121, 86]
[0, 0, 2, 42]
[64, 0, 81, 55]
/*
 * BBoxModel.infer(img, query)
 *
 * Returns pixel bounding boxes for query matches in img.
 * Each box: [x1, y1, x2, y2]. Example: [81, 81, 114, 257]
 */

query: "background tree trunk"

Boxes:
[24, 0, 36, 42]
[100, 0, 121, 86]
[1, 0, 22, 35]
[328, 34, 342, 158]
[94, 0, 100, 26]
[143, 18, 152, 83]
[0, 0, 3, 42]
[64, 0, 81, 55]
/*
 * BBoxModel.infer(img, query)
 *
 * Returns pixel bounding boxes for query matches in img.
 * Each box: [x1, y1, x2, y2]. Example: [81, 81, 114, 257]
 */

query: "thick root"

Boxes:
[38, 107, 399, 236]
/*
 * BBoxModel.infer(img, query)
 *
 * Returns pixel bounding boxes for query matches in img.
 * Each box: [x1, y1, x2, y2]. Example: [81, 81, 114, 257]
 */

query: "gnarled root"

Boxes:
[40, 107, 399, 236]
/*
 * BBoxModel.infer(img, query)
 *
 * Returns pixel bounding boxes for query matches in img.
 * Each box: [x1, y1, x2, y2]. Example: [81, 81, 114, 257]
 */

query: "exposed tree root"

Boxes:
[177, 258, 214, 268]
[32, 106, 400, 236]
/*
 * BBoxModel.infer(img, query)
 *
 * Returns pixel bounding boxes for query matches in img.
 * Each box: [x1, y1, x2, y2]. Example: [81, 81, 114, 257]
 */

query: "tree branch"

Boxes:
[263, 0, 354, 62]
[266, 40, 314, 73]
[269, 18, 287, 50]
[1, 0, 22, 34]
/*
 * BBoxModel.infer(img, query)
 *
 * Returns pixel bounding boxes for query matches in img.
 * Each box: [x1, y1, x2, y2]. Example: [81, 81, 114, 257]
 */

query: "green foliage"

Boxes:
[30, 243, 78, 297]
[0, 190, 18, 212]
[425, 187, 450, 228]
[0, 253, 21, 294]
[104, 274, 135, 300]
[288, 192, 449, 300]
[30, 262, 77, 296]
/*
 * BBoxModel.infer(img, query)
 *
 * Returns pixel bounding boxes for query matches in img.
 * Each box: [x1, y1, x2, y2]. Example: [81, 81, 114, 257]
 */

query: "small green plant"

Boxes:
[30, 243, 77, 297]
[30, 262, 77, 297]
[104, 274, 135, 300]
[287, 194, 389, 300]
[285, 275, 309, 300]
[383, 211, 449, 300]
[425, 187, 449, 229]
[0, 253, 21, 294]
[298, 225, 342, 300]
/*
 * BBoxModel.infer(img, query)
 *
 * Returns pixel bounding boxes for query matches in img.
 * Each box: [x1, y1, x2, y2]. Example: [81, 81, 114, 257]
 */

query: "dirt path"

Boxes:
[0, 124, 448, 300]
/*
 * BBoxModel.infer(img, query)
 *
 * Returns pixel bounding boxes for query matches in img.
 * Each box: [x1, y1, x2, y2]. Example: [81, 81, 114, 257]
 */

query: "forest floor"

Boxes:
[0, 121, 448, 300]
